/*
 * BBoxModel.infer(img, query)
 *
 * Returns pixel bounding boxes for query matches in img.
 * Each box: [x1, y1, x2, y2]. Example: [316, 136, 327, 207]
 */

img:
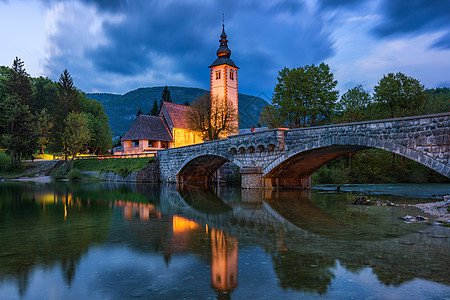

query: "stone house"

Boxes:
[116, 101, 202, 154]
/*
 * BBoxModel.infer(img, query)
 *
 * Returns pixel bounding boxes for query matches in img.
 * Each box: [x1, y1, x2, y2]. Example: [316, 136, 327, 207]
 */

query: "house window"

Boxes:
[132, 140, 139, 147]
[215, 71, 221, 80]
[230, 70, 234, 80]
[148, 141, 153, 147]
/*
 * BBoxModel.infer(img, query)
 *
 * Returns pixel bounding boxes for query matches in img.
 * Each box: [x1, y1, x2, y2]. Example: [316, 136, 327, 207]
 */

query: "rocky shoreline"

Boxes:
[413, 199, 450, 223]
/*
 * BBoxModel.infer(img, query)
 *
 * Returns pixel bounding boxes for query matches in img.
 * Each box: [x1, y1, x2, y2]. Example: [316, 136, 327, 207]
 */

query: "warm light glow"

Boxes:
[116, 200, 160, 220]
[210, 228, 238, 291]
[173, 127, 203, 148]
[172, 215, 200, 233]
[35, 193, 56, 204]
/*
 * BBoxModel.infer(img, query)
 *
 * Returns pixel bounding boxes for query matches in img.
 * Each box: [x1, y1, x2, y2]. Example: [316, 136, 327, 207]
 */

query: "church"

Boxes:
[115, 24, 239, 155]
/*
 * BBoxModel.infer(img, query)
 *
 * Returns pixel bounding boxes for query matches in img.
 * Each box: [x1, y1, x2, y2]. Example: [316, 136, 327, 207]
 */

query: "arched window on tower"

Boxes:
[230, 70, 234, 80]
[216, 71, 221, 80]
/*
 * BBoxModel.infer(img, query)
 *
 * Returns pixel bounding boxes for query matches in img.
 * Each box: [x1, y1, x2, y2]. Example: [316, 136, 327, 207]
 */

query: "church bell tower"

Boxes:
[209, 24, 239, 136]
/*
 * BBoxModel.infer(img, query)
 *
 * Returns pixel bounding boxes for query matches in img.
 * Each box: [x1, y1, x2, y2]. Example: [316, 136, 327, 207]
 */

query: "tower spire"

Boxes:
[217, 20, 231, 58]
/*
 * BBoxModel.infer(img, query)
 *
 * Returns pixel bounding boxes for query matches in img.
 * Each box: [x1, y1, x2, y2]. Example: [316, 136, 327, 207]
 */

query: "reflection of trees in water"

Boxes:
[272, 250, 335, 295]
[0, 183, 113, 296]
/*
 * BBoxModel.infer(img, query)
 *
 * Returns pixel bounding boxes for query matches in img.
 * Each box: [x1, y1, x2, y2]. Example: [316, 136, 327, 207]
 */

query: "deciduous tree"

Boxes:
[334, 85, 372, 123]
[63, 112, 91, 170]
[36, 108, 53, 155]
[186, 93, 238, 141]
[269, 63, 338, 128]
[373, 72, 425, 118]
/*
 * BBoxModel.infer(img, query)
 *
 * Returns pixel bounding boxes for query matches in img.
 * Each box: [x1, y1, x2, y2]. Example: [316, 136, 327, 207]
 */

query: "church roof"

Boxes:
[209, 56, 238, 68]
[161, 101, 193, 129]
[122, 114, 173, 142]
[209, 24, 239, 69]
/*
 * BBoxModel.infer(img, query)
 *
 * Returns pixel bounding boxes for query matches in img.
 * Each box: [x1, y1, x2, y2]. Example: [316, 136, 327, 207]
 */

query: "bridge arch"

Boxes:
[263, 135, 448, 187]
[177, 150, 243, 186]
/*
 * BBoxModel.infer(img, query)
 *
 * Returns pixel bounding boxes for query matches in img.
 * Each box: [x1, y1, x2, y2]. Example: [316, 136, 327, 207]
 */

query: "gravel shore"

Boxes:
[414, 200, 450, 222]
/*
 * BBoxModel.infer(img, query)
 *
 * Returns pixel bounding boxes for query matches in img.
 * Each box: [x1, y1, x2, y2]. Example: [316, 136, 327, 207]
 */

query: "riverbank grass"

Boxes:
[50, 157, 155, 181]
[72, 157, 155, 173]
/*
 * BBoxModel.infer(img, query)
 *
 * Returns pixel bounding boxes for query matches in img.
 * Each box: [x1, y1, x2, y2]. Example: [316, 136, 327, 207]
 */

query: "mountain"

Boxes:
[87, 86, 268, 136]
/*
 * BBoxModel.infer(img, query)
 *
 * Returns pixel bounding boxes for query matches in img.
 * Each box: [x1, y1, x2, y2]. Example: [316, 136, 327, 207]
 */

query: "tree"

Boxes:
[0, 58, 36, 167]
[30, 76, 58, 113]
[183, 100, 190, 106]
[136, 107, 142, 117]
[373, 72, 426, 118]
[63, 112, 91, 170]
[260, 103, 284, 128]
[0, 95, 38, 167]
[54, 70, 80, 171]
[423, 87, 450, 114]
[269, 63, 338, 128]
[150, 98, 159, 115]
[36, 108, 53, 154]
[5, 57, 32, 105]
[334, 85, 372, 123]
[186, 93, 238, 141]
[161, 85, 171, 102]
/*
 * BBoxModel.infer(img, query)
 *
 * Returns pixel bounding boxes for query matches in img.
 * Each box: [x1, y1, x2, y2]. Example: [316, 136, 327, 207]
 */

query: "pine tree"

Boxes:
[161, 85, 171, 102]
[54, 69, 80, 171]
[150, 99, 159, 116]
[136, 107, 142, 117]
[5, 57, 32, 105]
[0, 58, 36, 168]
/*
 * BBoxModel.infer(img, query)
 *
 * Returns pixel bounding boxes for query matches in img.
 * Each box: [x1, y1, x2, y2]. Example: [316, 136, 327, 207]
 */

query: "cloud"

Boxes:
[372, 0, 450, 49]
[41, 0, 335, 95]
[319, 0, 367, 9]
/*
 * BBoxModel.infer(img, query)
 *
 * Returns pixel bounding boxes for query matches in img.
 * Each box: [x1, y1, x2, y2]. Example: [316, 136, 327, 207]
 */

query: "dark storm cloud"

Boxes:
[372, 0, 450, 48]
[318, 0, 367, 9]
[44, 0, 335, 95]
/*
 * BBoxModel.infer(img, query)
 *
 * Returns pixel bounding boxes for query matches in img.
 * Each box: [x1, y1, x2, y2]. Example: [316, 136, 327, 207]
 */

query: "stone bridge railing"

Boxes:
[158, 113, 450, 189]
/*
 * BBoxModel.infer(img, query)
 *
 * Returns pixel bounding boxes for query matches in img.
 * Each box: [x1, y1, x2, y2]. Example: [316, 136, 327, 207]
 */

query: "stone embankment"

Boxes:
[84, 159, 160, 183]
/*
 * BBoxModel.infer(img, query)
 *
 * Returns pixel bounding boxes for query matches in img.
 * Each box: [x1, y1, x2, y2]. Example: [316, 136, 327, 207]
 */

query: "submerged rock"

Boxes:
[402, 215, 429, 223]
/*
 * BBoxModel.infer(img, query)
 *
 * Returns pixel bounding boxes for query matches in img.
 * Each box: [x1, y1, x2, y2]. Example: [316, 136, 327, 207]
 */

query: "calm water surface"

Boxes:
[0, 182, 449, 299]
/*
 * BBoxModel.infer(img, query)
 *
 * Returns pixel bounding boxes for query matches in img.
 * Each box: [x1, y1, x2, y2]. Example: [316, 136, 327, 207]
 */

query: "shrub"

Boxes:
[50, 169, 66, 181]
[68, 169, 83, 182]
[0, 151, 10, 171]
[117, 167, 131, 178]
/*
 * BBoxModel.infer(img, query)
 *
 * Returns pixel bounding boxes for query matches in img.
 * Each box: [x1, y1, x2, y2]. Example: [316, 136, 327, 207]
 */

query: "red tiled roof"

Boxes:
[161, 101, 193, 129]
[122, 114, 173, 142]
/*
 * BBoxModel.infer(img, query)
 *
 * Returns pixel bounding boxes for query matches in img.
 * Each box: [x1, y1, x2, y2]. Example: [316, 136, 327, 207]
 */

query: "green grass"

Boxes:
[72, 157, 155, 174]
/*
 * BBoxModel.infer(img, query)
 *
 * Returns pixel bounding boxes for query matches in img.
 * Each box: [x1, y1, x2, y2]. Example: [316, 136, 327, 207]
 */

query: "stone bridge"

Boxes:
[158, 113, 450, 188]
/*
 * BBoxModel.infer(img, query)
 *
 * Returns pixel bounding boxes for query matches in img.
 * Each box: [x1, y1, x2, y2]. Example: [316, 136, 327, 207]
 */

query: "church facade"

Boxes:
[116, 25, 238, 155]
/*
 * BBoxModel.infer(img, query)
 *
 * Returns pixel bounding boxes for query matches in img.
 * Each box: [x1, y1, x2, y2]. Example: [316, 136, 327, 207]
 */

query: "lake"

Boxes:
[0, 182, 449, 299]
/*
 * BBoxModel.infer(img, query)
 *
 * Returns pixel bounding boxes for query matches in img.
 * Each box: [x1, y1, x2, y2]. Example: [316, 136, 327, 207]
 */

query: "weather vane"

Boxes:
[222, 13, 224, 26]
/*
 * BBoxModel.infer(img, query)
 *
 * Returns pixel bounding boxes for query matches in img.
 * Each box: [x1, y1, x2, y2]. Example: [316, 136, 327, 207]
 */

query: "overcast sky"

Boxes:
[1, 0, 449, 100]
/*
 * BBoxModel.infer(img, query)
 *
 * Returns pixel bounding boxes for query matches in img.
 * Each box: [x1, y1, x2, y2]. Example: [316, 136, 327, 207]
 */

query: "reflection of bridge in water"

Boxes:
[151, 184, 450, 288]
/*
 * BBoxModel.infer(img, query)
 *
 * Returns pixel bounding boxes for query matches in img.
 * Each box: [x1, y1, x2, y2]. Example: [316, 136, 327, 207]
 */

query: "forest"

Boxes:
[0, 58, 111, 171]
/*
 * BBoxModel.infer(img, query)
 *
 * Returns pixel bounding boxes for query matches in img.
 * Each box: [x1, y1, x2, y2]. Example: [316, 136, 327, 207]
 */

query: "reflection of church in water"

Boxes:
[117, 200, 238, 297]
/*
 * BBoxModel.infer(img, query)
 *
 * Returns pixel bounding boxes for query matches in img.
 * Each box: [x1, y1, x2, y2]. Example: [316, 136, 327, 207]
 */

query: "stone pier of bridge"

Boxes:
[157, 113, 450, 189]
